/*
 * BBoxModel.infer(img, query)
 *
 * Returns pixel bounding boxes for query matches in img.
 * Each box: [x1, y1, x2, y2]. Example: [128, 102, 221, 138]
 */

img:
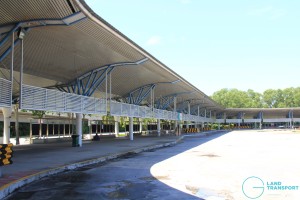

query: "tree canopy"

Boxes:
[211, 87, 300, 108]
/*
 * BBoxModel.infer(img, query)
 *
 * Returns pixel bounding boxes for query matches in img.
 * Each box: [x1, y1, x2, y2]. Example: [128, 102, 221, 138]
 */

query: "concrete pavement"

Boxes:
[0, 131, 222, 199]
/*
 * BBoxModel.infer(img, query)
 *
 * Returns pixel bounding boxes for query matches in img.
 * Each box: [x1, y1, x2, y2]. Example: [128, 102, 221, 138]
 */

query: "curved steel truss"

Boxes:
[54, 58, 148, 96]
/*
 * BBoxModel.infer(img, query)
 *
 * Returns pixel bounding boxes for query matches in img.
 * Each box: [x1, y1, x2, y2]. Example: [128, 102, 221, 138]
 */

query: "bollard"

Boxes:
[0, 143, 13, 177]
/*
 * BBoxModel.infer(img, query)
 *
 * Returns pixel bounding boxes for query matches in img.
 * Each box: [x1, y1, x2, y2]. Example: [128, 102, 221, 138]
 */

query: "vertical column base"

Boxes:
[73, 113, 83, 147]
[2, 107, 12, 144]
[129, 117, 133, 141]
[157, 119, 161, 137]
[115, 122, 119, 137]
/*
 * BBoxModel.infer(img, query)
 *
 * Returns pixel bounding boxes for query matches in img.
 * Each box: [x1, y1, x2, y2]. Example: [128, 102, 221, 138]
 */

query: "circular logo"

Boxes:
[242, 176, 264, 199]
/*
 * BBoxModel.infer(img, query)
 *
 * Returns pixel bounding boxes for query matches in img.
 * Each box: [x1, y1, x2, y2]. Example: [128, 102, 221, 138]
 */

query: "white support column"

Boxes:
[259, 121, 262, 129]
[260, 112, 263, 129]
[63, 122, 66, 137]
[2, 107, 12, 144]
[14, 105, 20, 145]
[58, 122, 61, 138]
[114, 116, 120, 137]
[139, 120, 142, 133]
[157, 119, 161, 137]
[29, 120, 32, 144]
[46, 121, 49, 138]
[187, 102, 191, 129]
[129, 117, 133, 141]
[68, 115, 71, 136]
[173, 97, 178, 134]
[76, 113, 83, 147]
[115, 120, 119, 137]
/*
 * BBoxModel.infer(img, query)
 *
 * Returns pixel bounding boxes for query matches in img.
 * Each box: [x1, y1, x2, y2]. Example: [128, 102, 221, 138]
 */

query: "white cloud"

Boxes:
[248, 6, 286, 20]
[146, 36, 162, 46]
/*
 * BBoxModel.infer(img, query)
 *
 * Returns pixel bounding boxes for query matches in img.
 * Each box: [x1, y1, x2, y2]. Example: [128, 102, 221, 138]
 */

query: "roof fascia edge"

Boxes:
[73, 2, 192, 87]
[73, 0, 222, 109]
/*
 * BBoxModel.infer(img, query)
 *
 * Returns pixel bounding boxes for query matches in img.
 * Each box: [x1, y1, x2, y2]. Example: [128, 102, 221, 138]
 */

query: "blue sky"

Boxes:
[85, 0, 300, 96]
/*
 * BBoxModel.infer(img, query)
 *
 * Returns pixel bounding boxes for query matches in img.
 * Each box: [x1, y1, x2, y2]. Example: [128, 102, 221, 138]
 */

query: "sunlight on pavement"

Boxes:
[150, 130, 300, 200]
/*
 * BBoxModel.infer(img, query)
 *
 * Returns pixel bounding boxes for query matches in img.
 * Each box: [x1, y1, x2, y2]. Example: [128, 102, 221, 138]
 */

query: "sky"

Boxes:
[85, 0, 300, 96]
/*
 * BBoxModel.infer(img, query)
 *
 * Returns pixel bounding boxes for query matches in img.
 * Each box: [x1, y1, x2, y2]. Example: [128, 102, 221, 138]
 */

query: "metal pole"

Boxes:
[19, 39, 24, 109]
[69, 114, 71, 136]
[152, 88, 155, 108]
[174, 97, 177, 112]
[105, 70, 107, 113]
[15, 105, 20, 145]
[109, 72, 112, 102]
[10, 32, 14, 100]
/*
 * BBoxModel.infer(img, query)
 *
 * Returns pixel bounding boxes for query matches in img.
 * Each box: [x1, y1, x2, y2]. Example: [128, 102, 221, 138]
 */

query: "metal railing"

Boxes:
[19, 85, 215, 122]
[21, 85, 106, 114]
[0, 78, 11, 107]
[110, 101, 214, 122]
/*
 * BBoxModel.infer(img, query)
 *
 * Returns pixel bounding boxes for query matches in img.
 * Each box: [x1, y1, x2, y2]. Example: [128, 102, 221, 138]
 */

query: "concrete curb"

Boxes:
[0, 131, 225, 199]
[0, 137, 184, 199]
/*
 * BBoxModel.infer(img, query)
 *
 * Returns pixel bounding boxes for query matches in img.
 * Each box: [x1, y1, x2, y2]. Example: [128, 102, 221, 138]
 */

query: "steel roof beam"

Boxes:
[155, 95, 176, 110]
[127, 84, 156, 105]
[0, 12, 87, 64]
[124, 79, 180, 106]
[54, 58, 149, 96]
[0, 12, 86, 35]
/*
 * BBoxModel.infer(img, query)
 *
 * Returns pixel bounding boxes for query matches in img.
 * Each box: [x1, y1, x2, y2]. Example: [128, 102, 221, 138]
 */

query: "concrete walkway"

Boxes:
[0, 136, 179, 198]
[0, 131, 223, 199]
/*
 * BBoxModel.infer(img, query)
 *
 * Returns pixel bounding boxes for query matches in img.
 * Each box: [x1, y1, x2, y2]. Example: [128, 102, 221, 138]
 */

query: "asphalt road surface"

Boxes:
[5, 130, 300, 200]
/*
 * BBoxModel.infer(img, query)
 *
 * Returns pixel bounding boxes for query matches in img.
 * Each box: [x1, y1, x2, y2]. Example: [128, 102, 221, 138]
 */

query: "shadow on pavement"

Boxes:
[5, 131, 229, 200]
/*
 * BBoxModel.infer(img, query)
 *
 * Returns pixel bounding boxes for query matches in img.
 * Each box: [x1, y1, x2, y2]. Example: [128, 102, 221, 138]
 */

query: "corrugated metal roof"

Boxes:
[0, 0, 223, 112]
[0, 0, 75, 25]
[224, 108, 300, 118]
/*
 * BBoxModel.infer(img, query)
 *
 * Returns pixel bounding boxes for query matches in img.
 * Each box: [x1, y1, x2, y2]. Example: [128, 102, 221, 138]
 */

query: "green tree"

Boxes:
[294, 87, 300, 107]
[262, 89, 284, 108]
[245, 89, 263, 108]
[212, 87, 300, 109]
[211, 88, 261, 108]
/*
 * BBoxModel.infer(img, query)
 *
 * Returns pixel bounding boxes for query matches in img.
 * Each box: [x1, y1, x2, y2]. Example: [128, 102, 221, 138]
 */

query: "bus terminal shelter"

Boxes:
[1, 1, 298, 147]
[0, 0, 222, 146]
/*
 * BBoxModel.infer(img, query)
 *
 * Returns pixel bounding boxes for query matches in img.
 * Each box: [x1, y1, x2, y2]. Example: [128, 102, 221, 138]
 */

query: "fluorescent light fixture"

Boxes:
[17, 28, 25, 40]
[171, 80, 181, 84]
[136, 57, 148, 65]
